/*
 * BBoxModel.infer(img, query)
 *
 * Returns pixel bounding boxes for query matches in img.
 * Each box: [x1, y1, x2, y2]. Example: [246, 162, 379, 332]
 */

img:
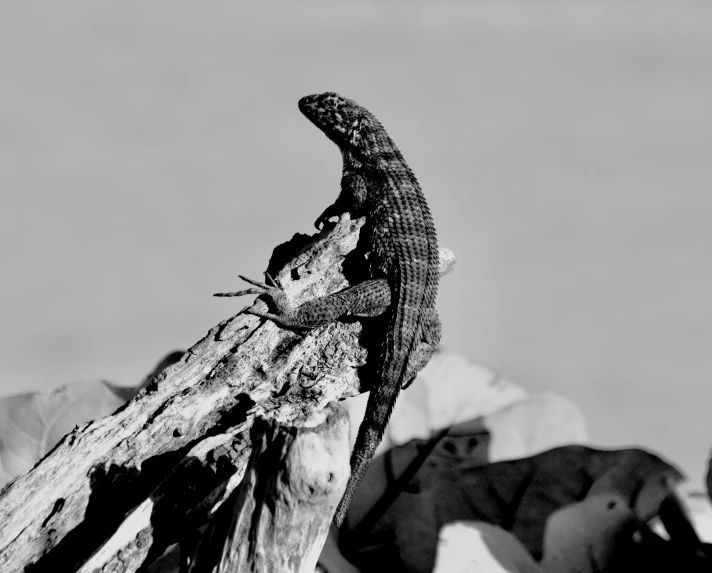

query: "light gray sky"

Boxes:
[1, 1, 711, 488]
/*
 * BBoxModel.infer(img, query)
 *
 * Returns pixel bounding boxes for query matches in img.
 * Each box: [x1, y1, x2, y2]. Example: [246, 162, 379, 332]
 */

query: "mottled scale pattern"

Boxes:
[279, 278, 394, 328]
[297, 92, 440, 528]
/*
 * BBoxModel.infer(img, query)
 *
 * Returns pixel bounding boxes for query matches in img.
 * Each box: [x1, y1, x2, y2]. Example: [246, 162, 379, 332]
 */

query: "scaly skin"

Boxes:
[218, 93, 440, 528]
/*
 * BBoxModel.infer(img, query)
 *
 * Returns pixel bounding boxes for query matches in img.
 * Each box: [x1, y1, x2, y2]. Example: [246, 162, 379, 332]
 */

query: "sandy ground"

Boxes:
[1, 1, 711, 487]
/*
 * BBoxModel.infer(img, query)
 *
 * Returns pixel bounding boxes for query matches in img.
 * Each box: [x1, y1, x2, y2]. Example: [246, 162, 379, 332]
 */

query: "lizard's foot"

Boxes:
[314, 213, 335, 231]
[401, 309, 442, 390]
[314, 202, 345, 230]
[214, 274, 296, 325]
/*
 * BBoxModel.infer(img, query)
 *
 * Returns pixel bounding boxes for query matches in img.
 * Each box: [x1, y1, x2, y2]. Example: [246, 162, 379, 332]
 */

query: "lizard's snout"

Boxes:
[298, 95, 318, 115]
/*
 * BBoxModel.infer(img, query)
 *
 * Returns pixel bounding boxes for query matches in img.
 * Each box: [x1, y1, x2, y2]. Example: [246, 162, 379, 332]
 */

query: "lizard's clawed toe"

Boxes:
[215, 273, 284, 302]
[315, 216, 338, 231]
[244, 308, 281, 322]
[219, 288, 263, 297]
[237, 273, 281, 291]
[238, 275, 268, 290]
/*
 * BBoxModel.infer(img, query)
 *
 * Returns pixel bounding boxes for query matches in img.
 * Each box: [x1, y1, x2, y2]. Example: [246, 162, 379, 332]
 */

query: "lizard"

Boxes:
[216, 92, 441, 528]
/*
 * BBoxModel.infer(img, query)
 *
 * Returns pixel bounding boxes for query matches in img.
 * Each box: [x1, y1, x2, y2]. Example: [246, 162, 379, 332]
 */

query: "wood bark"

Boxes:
[190, 403, 350, 573]
[0, 215, 455, 573]
[75, 428, 252, 573]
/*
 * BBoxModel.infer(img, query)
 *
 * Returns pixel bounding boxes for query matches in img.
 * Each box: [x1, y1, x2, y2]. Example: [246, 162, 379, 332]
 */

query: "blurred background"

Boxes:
[1, 1, 710, 488]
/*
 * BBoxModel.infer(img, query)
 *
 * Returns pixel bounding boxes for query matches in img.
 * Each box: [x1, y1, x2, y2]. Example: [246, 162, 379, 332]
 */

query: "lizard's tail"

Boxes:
[332, 373, 401, 528]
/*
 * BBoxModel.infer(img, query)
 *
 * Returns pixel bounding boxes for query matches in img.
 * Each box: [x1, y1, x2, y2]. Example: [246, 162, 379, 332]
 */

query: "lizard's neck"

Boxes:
[344, 138, 405, 174]
[340, 113, 402, 168]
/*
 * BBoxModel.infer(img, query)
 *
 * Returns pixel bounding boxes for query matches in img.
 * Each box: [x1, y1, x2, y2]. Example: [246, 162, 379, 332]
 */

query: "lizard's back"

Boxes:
[365, 138, 439, 383]
[300, 92, 440, 527]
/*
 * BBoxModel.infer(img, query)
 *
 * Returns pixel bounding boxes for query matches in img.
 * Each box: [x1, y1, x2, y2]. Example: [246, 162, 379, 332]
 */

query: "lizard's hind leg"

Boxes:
[402, 309, 442, 389]
[215, 275, 392, 330]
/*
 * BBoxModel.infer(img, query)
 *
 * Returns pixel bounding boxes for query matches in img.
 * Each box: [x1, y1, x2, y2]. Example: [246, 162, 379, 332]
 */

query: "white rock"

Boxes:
[433, 521, 544, 573]
[485, 393, 588, 463]
[684, 491, 712, 543]
[540, 493, 637, 573]
[650, 482, 712, 544]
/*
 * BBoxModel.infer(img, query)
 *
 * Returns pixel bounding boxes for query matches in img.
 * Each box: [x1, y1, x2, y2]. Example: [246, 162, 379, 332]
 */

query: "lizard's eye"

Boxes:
[324, 99, 339, 110]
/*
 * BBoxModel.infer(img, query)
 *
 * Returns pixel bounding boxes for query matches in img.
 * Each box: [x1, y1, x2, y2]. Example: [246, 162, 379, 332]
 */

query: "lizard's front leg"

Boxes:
[314, 201, 347, 231]
[215, 275, 391, 329]
[315, 168, 368, 230]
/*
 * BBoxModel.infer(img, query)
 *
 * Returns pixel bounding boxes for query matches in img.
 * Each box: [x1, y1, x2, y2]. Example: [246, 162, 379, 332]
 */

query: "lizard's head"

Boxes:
[298, 92, 368, 150]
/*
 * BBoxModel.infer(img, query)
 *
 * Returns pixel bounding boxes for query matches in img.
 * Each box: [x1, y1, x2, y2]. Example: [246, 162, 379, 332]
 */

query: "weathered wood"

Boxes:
[0, 217, 369, 572]
[190, 403, 350, 573]
[76, 428, 251, 573]
[56, 239, 453, 573]
[0, 214, 455, 573]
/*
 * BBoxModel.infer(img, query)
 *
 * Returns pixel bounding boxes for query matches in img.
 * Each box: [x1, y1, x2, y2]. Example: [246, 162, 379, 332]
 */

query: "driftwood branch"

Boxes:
[75, 428, 252, 573]
[190, 403, 350, 573]
[0, 215, 455, 573]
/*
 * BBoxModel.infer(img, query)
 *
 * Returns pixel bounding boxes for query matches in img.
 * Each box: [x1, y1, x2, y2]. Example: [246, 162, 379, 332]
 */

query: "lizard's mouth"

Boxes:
[298, 94, 320, 121]
[298, 96, 337, 142]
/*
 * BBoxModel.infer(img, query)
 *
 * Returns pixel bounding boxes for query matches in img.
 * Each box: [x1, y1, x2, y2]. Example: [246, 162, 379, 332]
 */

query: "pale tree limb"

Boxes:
[0, 217, 364, 572]
[75, 428, 252, 573]
[78, 241, 453, 573]
[0, 214, 455, 573]
[189, 403, 350, 573]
